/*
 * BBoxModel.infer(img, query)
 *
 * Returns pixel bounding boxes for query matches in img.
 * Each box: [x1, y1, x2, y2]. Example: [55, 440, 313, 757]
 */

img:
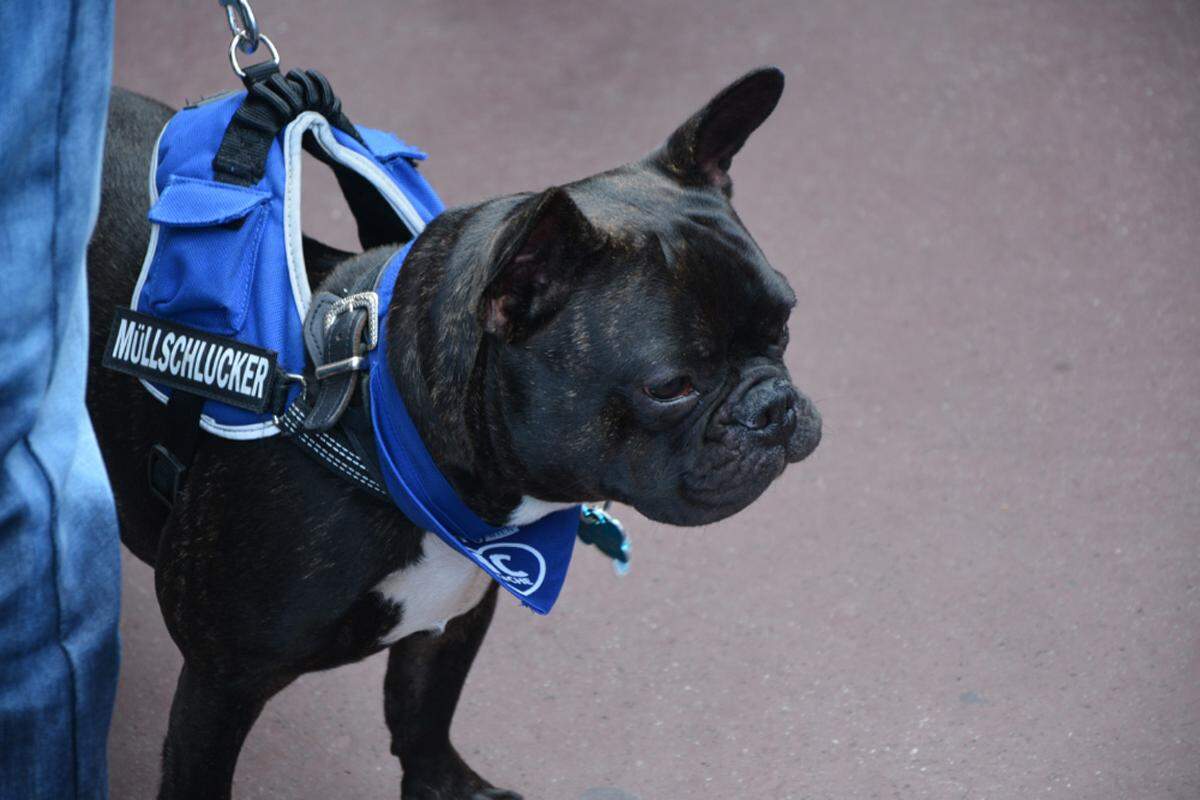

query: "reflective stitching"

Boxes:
[279, 405, 384, 494]
[297, 432, 383, 492]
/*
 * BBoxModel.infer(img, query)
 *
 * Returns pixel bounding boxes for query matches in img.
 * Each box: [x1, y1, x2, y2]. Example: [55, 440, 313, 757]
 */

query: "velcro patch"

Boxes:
[102, 307, 281, 414]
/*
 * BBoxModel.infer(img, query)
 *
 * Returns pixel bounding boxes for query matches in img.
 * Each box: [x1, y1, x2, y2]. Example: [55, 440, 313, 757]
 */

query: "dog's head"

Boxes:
[396, 67, 820, 526]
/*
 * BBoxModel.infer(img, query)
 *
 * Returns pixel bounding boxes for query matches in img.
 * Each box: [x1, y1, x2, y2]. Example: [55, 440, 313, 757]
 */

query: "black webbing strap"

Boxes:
[300, 246, 392, 432]
[278, 248, 393, 499]
[212, 67, 364, 187]
[301, 291, 374, 431]
[277, 402, 389, 501]
[212, 66, 413, 251]
[148, 391, 206, 507]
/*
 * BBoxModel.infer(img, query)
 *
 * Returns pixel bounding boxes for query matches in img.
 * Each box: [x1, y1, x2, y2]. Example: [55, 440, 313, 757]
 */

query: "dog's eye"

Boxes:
[644, 375, 695, 402]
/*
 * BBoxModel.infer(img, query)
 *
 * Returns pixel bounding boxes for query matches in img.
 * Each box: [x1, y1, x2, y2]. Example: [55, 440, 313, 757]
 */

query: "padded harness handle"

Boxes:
[212, 67, 364, 186]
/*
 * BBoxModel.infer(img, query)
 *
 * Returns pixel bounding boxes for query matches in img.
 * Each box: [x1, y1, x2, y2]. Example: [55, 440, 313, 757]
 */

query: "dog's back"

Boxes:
[86, 88, 177, 564]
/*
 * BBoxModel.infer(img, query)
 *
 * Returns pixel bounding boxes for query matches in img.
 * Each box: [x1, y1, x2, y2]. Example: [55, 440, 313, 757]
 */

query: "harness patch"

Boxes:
[103, 307, 280, 414]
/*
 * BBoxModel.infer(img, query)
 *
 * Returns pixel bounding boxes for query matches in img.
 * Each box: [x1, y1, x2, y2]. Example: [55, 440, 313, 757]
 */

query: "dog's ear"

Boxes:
[653, 67, 785, 195]
[480, 187, 594, 342]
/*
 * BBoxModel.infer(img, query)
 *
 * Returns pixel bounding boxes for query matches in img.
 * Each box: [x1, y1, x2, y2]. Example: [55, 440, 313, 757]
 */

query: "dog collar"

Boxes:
[367, 248, 582, 614]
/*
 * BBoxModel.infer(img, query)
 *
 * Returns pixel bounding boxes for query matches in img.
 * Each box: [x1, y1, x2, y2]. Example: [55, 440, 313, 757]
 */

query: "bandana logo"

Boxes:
[475, 543, 546, 597]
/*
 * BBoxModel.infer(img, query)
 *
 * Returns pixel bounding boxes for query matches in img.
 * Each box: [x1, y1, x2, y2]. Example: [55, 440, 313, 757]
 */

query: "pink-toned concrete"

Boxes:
[108, 2, 1200, 798]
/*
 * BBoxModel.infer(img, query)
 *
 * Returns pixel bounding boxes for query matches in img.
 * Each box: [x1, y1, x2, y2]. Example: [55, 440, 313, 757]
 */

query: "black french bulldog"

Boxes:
[86, 67, 820, 800]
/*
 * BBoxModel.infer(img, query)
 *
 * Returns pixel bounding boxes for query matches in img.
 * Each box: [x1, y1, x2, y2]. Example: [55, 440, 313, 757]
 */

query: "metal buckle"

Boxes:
[323, 291, 379, 351]
[270, 371, 308, 428]
[147, 444, 187, 508]
[314, 356, 367, 381]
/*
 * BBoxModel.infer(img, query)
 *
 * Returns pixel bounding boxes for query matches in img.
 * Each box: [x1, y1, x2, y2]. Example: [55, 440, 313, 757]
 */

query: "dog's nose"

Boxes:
[730, 377, 799, 446]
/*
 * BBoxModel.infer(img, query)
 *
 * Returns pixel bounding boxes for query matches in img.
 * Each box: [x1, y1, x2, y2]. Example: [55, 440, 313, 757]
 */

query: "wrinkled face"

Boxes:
[493, 170, 821, 525]
[479, 68, 820, 525]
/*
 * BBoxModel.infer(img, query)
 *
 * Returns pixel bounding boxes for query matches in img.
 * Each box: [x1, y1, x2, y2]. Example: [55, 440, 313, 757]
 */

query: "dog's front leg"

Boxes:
[157, 665, 293, 800]
[384, 583, 521, 800]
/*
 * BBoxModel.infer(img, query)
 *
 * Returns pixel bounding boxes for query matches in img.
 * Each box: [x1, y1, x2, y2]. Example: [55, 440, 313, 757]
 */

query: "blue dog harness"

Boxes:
[103, 71, 627, 613]
[128, 88, 439, 437]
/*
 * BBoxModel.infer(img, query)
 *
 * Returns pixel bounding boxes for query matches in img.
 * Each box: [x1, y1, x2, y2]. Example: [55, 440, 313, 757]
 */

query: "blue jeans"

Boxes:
[0, 2, 119, 799]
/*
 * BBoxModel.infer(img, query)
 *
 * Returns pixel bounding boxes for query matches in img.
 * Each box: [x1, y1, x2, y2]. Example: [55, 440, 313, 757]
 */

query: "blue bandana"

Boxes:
[367, 247, 581, 613]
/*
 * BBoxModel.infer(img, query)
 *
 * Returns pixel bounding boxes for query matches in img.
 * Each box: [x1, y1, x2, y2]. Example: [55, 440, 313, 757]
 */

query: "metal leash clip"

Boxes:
[219, 0, 281, 78]
[221, 0, 261, 53]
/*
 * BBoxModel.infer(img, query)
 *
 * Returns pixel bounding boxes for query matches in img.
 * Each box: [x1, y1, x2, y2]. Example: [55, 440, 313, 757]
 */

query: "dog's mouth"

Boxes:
[626, 398, 821, 527]
[684, 443, 789, 512]
[618, 443, 788, 527]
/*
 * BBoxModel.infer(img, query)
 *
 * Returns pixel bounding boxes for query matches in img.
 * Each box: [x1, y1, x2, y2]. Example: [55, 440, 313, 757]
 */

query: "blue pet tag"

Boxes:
[577, 505, 631, 576]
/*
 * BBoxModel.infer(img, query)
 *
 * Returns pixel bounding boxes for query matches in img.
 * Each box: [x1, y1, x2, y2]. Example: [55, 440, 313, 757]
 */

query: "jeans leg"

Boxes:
[0, 2, 118, 799]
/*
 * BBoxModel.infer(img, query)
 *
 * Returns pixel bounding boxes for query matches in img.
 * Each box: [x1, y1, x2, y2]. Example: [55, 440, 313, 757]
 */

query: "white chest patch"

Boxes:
[506, 495, 578, 526]
[373, 496, 581, 645]
[374, 533, 493, 645]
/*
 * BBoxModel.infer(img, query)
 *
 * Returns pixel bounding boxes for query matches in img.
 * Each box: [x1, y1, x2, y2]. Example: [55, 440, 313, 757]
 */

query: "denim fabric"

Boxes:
[0, 1, 118, 799]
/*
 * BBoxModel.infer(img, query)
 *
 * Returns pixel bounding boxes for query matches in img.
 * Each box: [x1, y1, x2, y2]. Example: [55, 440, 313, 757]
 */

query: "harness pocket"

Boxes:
[141, 176, 272, 336]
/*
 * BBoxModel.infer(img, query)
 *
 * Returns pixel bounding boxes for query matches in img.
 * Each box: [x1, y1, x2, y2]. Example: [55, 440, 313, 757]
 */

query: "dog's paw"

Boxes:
[401, 748, 523, 800]
[471, 789, 523, 800]
[404, 780, 522, 800]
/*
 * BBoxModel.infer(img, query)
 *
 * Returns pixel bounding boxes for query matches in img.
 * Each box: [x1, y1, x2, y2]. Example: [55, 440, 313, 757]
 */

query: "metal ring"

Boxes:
[580, 504, 613, 524]
[228, 32, 279, 78]
[224, 0, 261, 53]
[283, 371, 308, 394]
[270, 374, 308, 430]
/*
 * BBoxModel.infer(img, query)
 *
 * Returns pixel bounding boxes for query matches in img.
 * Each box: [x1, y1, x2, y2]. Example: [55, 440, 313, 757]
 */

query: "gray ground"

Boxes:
[108, 2, 1200, 798]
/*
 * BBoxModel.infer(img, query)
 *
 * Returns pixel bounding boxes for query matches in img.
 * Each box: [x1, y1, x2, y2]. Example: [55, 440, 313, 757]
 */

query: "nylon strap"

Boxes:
[148, 390, 206, 507]
[212, 67, 363, 187]
[277, 402, 388, 500]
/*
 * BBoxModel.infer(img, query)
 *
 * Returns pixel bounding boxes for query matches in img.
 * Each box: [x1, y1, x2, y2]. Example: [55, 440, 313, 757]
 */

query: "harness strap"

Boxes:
[302, 290, 376, 431]
[301, 247, 393, 431]
[277, 401, 389, 501]
[213, 67, 415, 252]
[268, 247, 396, 497]
[148, 391, 206, 507]
[212, 67, 363, 187]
